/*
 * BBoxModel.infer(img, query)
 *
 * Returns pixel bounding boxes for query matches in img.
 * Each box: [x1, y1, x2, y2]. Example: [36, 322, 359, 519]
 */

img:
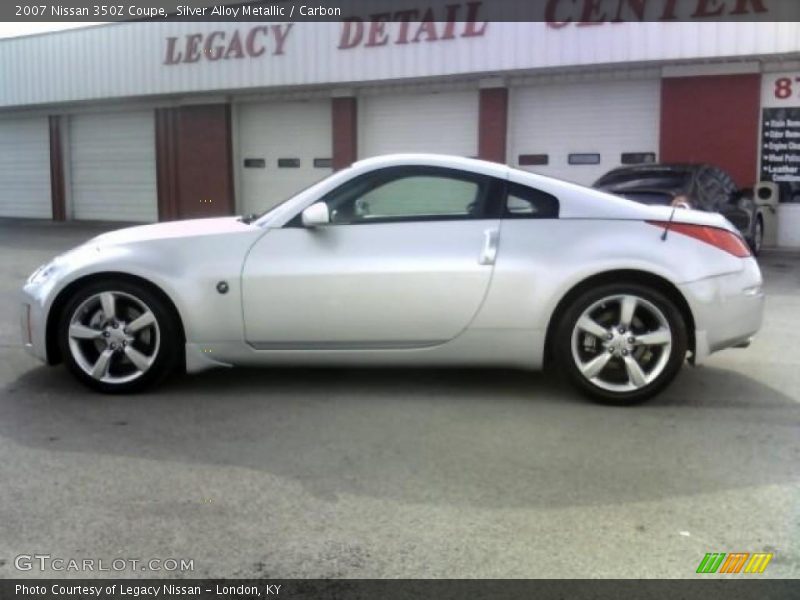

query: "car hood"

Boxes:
[87, 216, 256, 247]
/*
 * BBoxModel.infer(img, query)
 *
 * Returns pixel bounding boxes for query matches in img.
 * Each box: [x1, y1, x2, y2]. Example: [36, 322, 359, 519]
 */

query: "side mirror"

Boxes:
[301, 202, 330, 227]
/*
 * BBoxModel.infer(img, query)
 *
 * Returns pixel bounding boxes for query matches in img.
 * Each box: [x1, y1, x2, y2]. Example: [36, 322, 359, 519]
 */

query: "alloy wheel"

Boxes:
[67, 291, 161, 385]
[570, 294, 673, 393]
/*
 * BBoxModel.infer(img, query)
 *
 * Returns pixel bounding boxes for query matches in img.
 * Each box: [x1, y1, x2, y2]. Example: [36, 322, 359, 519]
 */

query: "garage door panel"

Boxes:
[509, 80, 660, 186]
[238, 101, 332, 216]
[69, 111, 157, 222]
[71, 167, 155, 185]
[360, 91, 478, 158]
[0, 118, 51, 218]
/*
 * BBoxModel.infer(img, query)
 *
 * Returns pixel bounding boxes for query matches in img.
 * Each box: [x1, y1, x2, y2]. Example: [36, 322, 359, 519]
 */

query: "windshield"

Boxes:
[244, 173, 332, 224]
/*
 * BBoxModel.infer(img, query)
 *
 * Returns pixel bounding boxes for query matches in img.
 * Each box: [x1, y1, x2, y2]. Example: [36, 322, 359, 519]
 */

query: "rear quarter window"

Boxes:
[505, 182, 559, 219]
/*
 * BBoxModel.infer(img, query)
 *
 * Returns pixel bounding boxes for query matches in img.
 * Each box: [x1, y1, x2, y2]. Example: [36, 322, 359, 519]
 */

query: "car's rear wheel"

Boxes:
[57, 280, 180, 393]
[554, 283, 688, 405]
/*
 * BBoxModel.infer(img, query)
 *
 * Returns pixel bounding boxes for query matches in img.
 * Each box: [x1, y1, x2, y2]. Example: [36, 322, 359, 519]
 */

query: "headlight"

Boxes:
[27, 261, 58, 285]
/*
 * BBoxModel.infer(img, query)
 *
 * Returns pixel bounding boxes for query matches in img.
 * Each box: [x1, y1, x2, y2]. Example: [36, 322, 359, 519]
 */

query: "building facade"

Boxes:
[1, 12, 800, 245]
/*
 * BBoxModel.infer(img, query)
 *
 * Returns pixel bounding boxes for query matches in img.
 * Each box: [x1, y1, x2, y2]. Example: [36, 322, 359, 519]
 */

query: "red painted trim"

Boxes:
[155, 108, 180, 221]
[175, 104, 236, 219]
[156, 104, 235, 220]
[48, 116, 66, 221]
[332, 97, 357, 170]
[660, 74, 761, 188]
[478, 87, 508, 164]
[224, 104, 236, 213]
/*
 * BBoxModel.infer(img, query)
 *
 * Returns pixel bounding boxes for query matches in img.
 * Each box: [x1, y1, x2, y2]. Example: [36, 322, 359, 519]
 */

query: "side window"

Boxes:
[504, 182, 559, 219]
[320, 167, 490, 225]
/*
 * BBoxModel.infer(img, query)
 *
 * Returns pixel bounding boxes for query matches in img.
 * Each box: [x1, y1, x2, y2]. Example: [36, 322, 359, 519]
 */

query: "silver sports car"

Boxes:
[20, 154, 764, 404]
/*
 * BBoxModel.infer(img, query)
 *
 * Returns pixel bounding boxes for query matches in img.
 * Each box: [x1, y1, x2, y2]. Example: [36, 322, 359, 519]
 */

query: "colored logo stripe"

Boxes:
[744, 553, 773, 574]
[697, 553, 726, 574]
[719, 553, 749, 574]
[696, 552, 773, 574]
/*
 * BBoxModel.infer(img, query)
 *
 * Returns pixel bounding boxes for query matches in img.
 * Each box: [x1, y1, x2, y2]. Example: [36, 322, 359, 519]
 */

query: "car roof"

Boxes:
[351, 153, 512, 178]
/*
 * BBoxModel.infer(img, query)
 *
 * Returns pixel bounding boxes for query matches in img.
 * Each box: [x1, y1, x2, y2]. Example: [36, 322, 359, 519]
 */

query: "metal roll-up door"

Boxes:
[238, 100, 332, 216]
[360, 91, 479, 158]
[0, 117, 51, 218]
[508, 79, 661, 185]
[69, 111, 157, 222]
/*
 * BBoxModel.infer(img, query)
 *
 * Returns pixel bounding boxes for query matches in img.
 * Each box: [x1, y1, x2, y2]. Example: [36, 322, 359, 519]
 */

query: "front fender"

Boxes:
[33, 230, 260, 353]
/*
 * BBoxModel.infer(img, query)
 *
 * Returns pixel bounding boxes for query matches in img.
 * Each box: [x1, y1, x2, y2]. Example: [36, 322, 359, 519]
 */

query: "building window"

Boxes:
[243, 158, 266, 168]
[568, 153, 601, 165]
[278, 158, 301, 168]
[621, 152, 656, 165]
[313, 158, 332, 168]
[518, 154, 549, 166]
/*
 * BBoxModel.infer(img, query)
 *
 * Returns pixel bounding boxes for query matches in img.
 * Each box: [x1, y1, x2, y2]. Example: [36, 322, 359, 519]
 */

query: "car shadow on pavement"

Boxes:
[1, 363, 798, 509]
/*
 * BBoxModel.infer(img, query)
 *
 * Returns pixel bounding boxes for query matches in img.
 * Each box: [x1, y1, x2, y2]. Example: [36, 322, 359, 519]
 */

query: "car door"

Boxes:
[240, 165, 503, 348]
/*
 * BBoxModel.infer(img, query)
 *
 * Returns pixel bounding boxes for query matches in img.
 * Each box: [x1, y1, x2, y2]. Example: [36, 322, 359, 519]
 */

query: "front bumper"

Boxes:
[679, 257, 765, 364]
[20, 283, 50, 364]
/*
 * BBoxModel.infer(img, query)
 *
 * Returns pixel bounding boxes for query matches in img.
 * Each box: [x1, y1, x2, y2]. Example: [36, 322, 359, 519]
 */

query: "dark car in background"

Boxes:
[594, 164, 764, 255]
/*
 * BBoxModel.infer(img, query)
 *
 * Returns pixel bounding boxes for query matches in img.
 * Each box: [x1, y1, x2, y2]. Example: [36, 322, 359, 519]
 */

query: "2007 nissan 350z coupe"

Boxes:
[20, 154, 765, 405]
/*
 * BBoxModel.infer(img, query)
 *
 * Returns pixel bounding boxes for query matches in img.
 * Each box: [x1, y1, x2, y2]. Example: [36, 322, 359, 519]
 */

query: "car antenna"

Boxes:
[661, 205, 678, 241]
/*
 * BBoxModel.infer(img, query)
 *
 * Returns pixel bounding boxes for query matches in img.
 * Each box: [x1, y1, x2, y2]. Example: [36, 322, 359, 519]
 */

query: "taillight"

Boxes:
[647, 221, 751, 258]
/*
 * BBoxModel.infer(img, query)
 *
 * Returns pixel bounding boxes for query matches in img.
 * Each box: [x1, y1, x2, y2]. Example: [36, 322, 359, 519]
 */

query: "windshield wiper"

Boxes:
[238, 213, 259, 224]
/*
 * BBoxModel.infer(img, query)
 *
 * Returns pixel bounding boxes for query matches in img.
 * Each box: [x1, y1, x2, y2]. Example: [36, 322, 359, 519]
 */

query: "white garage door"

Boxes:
[69, 111, 157, 222]
[508, 80, 661, 186]
[360, 91, 479, 158]
[0, 117, 51, 218]
[238, 100, 332, 216]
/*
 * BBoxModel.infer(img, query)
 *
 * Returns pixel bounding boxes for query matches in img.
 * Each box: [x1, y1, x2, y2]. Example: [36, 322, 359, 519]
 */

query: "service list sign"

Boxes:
[761, 107, 800, 184]
[761, 73, 800, 198]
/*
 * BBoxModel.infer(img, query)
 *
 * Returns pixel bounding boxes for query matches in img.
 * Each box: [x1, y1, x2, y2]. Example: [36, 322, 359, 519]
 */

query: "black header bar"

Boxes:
[4, 0, 800, 23]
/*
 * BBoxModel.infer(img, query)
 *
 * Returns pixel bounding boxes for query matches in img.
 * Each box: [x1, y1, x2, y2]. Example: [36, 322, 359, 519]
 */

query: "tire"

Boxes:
[554, 283, 689, 405]
[749, 216, 763, 257]
[57, 279, 181, 393]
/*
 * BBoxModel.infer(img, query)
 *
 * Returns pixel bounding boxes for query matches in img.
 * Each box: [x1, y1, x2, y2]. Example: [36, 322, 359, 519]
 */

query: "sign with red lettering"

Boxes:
[164, 25, 293, 64]
[163, 1, 488, 65]
[337, 1, 487, 49]
[161, 0, 778, 67]
[545, 0, 769, 27]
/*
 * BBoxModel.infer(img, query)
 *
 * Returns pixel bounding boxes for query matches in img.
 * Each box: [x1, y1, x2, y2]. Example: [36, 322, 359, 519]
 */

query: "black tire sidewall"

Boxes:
[554, 283, 689, 406]
[57, 279, 180, 394]
[751, 217, 763, 256]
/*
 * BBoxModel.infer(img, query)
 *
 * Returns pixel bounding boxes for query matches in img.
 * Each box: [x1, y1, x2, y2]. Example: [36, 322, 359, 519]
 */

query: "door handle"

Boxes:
[478, 227, 500, 266]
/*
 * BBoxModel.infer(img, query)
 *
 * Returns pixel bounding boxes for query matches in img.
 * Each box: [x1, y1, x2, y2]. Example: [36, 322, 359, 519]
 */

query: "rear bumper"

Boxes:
[679, 257, 764, 364]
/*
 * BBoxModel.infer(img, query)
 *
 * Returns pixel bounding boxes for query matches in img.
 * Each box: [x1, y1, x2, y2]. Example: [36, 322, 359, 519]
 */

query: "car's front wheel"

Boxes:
[57, 280, 180, 393]
[554, 283, 688, 405]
